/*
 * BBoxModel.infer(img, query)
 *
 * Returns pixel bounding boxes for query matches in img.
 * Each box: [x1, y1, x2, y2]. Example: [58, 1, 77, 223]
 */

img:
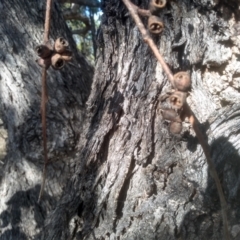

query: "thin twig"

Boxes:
[122, 0, 174, 86]
[185, 105, 229, 239]
[137, 8, 151, 17]
[38, 0, 53, 203]
[44, 0, 52, 44]
[38, 151, 47, 202]
[121, 0, 230, 239]
[129, 1, 151, 17]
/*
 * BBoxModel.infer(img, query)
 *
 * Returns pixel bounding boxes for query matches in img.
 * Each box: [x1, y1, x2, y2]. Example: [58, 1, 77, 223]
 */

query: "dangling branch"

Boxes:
[38, 0, 53, 203]
[121, 0, 230, 239]
[44, 0, 52, 44]
[122, 0, 174, 85]
[37, 0, 73, 202]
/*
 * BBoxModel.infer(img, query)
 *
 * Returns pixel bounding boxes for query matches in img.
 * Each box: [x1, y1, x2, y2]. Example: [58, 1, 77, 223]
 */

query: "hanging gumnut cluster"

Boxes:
[35, 37, 72, 70]
[162, 72, 191, 134]
[147, 0, 166, 34]
[149, 0, 167, 12]
[146, 1, 192, 134]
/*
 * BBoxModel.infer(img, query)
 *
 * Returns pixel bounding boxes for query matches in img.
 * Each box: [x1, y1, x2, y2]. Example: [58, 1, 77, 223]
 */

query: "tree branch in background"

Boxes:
[60, 2, 100, 62]
[63, 9, 90, 22]
[71, 28, 90, 35]
[63, 9, 91, 35]
[71, 3, 80, 12]
[121, 0, 230, 239]
[58, 0, 101, 8]
[89, 9, 97, 58]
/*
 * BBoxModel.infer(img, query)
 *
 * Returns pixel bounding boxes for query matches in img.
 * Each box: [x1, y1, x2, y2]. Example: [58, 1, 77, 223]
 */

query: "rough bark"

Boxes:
[0, 0, 92, 239]
[41, 0, 240, 239]
[1, 0, 240, 240]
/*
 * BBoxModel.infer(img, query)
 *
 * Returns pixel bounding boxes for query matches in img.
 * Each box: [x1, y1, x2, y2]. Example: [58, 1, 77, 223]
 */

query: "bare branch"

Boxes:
[44, 0, 53, 43]
[63, 9, 90, 23]
[89, 9, 97, 58]
[122, 0, 174, 85]
[72, 28, 90, 35]
[58, 0, 101, 8]
[130, 2, 151, 17]
[38, 0, 53, 203]
[184, 104, 230, 240]
[62, 6, 91, 36]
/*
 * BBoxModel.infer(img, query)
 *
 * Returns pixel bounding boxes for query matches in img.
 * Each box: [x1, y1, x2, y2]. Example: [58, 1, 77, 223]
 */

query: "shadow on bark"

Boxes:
[179, 135, 240, 239]
[0, 185, 55, 240]
[0, 0, 93, 238]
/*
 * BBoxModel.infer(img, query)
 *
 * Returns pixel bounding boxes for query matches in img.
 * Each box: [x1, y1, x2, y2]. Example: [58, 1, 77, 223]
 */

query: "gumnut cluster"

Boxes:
[162, 72, 191, 134]
[35, 37, 72, 70]
[145, 1, 191, 134]
[147, 0, 166, 34]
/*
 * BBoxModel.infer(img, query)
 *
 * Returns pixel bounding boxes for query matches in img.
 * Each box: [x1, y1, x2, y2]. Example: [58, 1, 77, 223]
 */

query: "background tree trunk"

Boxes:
[0, 0, 92, 239]
[1, 0, 240, 240]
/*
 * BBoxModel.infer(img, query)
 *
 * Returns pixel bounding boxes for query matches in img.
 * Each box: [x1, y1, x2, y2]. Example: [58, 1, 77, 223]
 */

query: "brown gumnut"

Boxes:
[36, 58, 51, 69]
[54, 37, 69, 54]
[161, 109, 181, 122]
[149, 0, 167, 13]
[169, 121, 182, 134]
[60, 50, 73, 61]
[148, 15, 164, 34]
[169, 91, 187, 110]
[35, 45, 52, 59]
[51, 53, 65, 70]
[173, 72, 191, 92]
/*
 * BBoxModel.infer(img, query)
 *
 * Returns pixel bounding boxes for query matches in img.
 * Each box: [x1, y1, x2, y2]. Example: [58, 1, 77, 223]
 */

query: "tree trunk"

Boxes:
[1, 0, 240, 240]
[42, 0, 240, 239]
[0, 0, 92, 239]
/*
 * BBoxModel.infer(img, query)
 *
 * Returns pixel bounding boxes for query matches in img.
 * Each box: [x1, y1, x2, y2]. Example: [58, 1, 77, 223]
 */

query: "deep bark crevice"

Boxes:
[115, 155, 135, 221]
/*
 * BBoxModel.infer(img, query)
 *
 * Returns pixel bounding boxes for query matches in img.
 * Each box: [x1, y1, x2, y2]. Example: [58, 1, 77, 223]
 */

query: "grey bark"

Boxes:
[0, 0, 92, 239]
[42, 0, 240, 239]
[1, 0, 240, 240]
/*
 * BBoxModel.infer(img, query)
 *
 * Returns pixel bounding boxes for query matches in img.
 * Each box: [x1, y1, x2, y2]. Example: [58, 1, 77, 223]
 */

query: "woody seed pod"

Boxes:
[149, 0, 167, 13]
[169, 121, 182, 134]
[54, 37, 69, 54]
[61, 50, 73, 61]
[51, 53, 65, 70]
[148, 15, 164, 34]
[169, 91, 187, 110]
[35, 45, 52, 59]
[161, 109, 181, 122]
[36, 58, 51, 69]
[173, 72, 191, 92]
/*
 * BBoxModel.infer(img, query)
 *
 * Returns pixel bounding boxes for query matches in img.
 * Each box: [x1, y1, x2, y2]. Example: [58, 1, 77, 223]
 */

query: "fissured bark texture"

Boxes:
[0, 0, 92, 239]
[1, 0, 240, 240]
[42, 0, 240, 239]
